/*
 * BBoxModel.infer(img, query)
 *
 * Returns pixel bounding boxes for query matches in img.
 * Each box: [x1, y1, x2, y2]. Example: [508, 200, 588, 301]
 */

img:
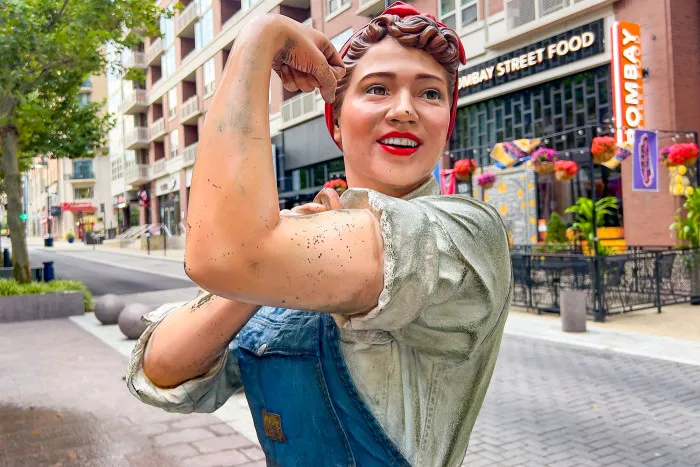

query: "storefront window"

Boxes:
[74, 187, 94, 199]
[159, 193, 181, 236]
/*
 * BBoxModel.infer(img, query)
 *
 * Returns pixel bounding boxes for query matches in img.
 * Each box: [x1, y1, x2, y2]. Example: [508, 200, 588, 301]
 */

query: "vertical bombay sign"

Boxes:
[611, 22, 644, 146]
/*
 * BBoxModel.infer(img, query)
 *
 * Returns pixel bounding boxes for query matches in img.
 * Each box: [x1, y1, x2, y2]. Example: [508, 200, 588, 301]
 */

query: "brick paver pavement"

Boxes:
[2, 317, 700, 466]
[464, 336, 700, 467]
[0, 319, 262, 467]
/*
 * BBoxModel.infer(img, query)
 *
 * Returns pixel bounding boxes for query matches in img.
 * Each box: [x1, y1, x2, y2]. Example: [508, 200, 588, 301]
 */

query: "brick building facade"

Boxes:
[107, 0, 700, 246]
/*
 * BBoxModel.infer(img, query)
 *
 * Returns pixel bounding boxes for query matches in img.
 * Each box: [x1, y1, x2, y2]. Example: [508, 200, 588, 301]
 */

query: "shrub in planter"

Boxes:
[65, 231, 75, 243]
[0, 279, 93, 312]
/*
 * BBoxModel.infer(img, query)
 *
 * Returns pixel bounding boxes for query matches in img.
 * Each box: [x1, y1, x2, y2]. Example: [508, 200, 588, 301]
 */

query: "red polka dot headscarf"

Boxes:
[324, 1, 467, 148]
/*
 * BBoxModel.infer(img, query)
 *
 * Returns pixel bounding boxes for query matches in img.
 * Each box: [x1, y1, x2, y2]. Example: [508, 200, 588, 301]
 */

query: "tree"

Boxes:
[0, 0, 164, 282]
[565, 196, 618, 255]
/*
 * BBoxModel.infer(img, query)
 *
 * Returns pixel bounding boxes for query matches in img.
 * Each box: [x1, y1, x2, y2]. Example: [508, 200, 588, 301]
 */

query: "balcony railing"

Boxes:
[183, 142, 198, 167]
[146, 37, 163, 65]
[167, 153, 184, 174]
[152, 158, 168, 178]
[181, 96, 200, 124]
[125, 163, 151, 185]
[69, 171, 95, 181]
[150, 118, 166, 141]
[124, 127, 150, 150]
[123, 51, 147, 69]
[281, 90, 320, 128]
[177, 1, 199, 35]
[122, 89, 148, 114]
[357, 0, 384, 17]
[505, 0, 602, 31]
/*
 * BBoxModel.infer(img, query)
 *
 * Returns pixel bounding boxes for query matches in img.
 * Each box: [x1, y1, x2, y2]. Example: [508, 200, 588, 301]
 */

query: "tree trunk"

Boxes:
[0, 124, 32, 283]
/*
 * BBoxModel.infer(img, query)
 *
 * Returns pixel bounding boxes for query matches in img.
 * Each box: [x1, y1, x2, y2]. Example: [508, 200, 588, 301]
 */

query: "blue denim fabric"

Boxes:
[237, 307, 411, 467]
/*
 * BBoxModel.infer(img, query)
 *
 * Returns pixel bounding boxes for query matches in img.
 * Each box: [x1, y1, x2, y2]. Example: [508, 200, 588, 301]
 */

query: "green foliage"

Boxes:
[65, 231, 75, 241]
[0, 279, 93, 312]
[565, 197, 618, 244]
[545, 212, 569, 244]
[670, 188, 700, 248]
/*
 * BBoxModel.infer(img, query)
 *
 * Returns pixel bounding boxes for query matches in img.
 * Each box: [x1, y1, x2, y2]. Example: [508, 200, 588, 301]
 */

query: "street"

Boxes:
[0, 248, 699, 466]
[27, 246, 192, 295]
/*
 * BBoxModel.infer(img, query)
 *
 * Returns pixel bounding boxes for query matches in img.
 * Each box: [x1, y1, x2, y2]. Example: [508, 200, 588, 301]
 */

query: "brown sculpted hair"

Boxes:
[331, 14, 462, 125]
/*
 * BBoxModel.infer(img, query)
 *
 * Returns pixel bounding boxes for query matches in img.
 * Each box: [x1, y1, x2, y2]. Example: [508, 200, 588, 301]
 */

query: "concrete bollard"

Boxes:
[94, 294, 125, 325]
[118, 303, 151, 340]
[560, 290, 587, 333]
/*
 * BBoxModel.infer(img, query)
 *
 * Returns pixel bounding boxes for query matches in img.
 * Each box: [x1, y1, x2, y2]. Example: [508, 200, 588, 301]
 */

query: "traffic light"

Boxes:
[19, 213, 28, 221]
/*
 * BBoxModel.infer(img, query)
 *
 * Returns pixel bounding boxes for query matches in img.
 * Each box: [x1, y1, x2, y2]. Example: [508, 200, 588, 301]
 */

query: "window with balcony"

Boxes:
[506, 0, 577, 30]
[161, 9, 175, 47]
[195, 8, 214, 50]
[73, 160, 94, 179]
[168, 87, 178, 119]
[203, 58, 216, 96]
[74, 187, 94, 199]
[78, 93, 90, 106]
[170, 130, 180, 158]
[327, 0, 350, 17]
[440, 0, 478, 30]
[161, 46, 176, 79]
[330, 29, 353, 51]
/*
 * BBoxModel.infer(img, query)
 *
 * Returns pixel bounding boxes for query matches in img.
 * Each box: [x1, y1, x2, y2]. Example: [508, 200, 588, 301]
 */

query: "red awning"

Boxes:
[60, 202, 97, 212]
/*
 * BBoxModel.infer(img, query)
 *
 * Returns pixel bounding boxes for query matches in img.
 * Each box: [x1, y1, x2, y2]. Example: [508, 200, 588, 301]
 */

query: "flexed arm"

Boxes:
[185, 15, 383, 315]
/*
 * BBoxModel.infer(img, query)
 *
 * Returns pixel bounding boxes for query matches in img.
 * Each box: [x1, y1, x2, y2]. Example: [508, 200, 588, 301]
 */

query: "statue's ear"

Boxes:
[333, 120, 342, 149]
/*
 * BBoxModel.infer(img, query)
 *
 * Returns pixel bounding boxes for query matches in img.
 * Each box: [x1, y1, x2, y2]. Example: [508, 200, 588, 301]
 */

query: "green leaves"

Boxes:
[670, 188, 700, 248]
[565, 196, 619, 245]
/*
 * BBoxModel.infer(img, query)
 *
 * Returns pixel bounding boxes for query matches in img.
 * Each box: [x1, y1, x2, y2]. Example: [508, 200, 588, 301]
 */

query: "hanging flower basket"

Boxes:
[324, 178, 348, 195]
[659, 146, 673, 167]
[591, 136, 616, 164]
[453, 159, 477, 181]
[477, 172, 496, 190]
[531, 147, 557, 174]
[554, 160, 579, 181]
[667, 143, 699, 167]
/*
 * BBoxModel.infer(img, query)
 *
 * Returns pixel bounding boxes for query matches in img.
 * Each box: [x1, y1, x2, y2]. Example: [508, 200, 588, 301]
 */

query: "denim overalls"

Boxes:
[236, 306, 411, 467]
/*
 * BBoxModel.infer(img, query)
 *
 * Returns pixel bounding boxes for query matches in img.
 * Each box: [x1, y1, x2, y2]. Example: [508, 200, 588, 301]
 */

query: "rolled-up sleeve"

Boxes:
[125, 293, 243, 413]
[341, 188, 512, 357]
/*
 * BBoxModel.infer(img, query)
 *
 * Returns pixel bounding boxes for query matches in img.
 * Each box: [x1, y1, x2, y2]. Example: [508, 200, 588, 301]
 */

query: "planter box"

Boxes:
[0, 291, 83, 323]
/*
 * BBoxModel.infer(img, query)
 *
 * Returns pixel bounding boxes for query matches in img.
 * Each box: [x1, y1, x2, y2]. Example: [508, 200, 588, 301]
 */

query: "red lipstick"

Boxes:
[377, 131, 422, 157]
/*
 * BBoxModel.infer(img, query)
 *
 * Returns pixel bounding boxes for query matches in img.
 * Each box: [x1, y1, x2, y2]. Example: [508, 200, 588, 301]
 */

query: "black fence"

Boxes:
[511, 247, 696, 321]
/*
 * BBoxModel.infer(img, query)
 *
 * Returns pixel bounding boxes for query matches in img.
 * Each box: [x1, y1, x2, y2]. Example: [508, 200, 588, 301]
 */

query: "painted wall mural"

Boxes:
[473, 165, 539, 245]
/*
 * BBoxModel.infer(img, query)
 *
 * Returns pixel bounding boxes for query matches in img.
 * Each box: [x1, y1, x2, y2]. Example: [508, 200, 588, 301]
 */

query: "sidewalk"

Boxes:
[27, 237, 186, 262]
[0, 317, 265, 467]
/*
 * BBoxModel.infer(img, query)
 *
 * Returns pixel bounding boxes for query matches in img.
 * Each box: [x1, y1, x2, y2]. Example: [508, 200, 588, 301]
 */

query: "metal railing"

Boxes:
[152, 158, 167, 178]
[181, 95, 200, 122]
[150, 118, 165, 140]
[177, 1, 199, 33]
[511, 246, 696, 321]
[183, 142, 198, 166]
[123, 51, 146, 69]
[146, 37, 163, 64]
[125, 163, 150, 184]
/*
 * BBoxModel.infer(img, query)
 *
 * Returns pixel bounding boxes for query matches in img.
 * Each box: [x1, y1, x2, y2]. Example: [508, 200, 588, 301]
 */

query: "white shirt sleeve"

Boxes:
[341, 189, 513, 358]
[125, 293, 242, 413]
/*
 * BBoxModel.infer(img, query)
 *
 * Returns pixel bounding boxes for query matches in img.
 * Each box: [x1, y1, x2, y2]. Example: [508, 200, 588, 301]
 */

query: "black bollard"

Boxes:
[43, 261, 55, 282]
[3, 248, 10, 268]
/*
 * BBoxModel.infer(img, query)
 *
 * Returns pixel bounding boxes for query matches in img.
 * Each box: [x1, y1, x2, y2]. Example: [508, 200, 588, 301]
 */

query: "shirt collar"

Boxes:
[401, 177, 440, 201]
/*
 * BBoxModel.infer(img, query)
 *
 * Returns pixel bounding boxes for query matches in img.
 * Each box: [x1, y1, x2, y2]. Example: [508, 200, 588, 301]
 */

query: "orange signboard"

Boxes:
[611, 21, 644, 146]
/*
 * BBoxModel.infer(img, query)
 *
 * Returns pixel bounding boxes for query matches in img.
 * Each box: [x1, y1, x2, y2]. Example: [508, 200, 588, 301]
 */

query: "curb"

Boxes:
[35, 245, 185, 263]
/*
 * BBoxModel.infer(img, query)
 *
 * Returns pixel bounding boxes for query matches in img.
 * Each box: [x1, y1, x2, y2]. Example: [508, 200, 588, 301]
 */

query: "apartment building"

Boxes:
[108, 0, 700, 246]
[26, 75, 115, 241]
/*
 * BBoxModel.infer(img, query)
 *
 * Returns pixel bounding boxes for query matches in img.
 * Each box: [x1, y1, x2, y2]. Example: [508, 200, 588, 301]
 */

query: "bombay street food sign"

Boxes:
[458, 20, 605, 97]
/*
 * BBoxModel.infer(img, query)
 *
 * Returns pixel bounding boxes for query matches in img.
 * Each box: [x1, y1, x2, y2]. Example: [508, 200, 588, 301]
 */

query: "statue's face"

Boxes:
[334, 38, 451, 198]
